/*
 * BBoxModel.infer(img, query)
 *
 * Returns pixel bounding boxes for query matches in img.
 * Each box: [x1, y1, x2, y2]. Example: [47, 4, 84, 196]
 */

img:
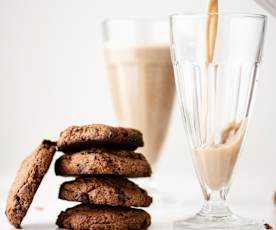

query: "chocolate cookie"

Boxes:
[56, 204, 151, 230]
[264, 223, 273, 229]
[59, 176, 152, 207]
[5, 140, 56, 228]
[57, 124, 144, 152]
[55, 148, 151, 177]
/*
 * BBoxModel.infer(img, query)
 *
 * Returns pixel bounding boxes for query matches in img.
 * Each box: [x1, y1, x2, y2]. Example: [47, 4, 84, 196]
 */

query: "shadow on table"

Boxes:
[22, 223, 170, 230]
[22, 223, 58, 230]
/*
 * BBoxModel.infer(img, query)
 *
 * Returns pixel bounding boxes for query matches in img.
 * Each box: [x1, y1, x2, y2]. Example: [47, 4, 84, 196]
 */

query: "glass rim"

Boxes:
[170, 12, 267, 19]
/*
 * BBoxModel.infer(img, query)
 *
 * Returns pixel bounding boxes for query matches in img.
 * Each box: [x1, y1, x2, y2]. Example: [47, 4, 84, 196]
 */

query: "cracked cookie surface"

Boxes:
[56, 204, 151, 230]
[5, 140, 56, 228]
[57, 124, 144, 152]
[55, 148, 151, 177]
[59, 176, 152, 207]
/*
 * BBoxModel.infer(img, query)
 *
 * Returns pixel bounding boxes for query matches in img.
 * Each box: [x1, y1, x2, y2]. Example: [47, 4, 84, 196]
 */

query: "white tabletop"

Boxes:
[1, 201, 275, 229]
[0, 170, 275, 230]
[1, 189, 275, 229]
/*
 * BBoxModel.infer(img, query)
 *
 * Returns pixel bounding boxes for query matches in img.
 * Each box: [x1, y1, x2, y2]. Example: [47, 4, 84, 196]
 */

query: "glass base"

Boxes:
[174, 213, 263, 230]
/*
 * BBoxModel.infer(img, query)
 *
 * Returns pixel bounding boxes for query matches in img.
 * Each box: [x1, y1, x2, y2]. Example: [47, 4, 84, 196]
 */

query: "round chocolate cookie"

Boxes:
[5, 140, 56, 228]
[56, 204, 151, 230]
[57, 124, 144, 152]
[55, 148, 151, 177]
[59, 176, 152, 207]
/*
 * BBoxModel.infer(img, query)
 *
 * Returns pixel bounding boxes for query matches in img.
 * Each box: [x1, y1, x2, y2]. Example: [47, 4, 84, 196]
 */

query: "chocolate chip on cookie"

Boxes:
[5, 140, 56, 228]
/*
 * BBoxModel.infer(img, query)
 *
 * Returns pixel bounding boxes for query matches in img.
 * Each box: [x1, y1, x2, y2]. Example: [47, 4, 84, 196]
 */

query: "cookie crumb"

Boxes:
[34, 206, 44, 211]
[264, 223, 273, 229]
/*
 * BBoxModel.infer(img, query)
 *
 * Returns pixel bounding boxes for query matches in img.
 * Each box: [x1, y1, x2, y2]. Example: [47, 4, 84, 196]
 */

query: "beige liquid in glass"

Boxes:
[193, 0, 244, 191]
[105, 45, 175, 165]
[194, 122, 245, 191]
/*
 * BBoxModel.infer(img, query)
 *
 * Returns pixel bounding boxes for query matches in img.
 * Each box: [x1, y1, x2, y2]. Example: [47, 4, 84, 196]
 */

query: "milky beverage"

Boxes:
[194, 122, 245, 191]
[105, 45, 175, 165]
[193, 0, 244, 191]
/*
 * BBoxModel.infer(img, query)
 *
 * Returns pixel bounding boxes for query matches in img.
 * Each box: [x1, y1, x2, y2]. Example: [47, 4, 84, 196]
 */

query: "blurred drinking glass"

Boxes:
[102, 19, 175, 199]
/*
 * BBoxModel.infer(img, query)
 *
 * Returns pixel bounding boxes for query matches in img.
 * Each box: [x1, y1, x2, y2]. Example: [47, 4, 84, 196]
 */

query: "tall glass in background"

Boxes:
[103, 20, 175, 196]
[170, 13, 266, 229]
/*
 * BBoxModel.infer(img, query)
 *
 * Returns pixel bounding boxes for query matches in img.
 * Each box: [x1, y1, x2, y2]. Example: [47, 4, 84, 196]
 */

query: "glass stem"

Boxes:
[199, 189, 232, 218]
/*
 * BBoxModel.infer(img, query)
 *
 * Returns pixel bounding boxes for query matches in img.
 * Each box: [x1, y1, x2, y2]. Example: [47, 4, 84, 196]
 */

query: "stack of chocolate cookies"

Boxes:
[55, 124, 152, 230]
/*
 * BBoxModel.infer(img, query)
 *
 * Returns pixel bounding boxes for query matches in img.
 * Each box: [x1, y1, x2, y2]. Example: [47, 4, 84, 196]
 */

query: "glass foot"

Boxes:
[174, 213, 264, 230]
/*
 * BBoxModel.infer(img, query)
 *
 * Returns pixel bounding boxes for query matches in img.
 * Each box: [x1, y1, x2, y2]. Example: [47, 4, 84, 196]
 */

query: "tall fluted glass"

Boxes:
[170, 13, 266, 229]
[103, 20, 175, 202]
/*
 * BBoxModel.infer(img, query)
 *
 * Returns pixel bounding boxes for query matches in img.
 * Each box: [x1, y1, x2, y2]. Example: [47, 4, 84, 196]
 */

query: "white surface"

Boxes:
[1, 203, 276, 230]
[1, 0, 276, 229]
[1, 171, 276, 229]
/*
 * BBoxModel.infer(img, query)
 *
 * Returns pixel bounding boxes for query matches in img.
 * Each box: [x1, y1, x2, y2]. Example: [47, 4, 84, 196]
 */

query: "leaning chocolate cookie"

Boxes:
[5, 140, 56, 228]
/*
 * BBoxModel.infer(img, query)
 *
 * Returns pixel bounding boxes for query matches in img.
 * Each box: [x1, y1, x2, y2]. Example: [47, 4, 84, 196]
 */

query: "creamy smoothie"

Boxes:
[105, 45, 175, 165]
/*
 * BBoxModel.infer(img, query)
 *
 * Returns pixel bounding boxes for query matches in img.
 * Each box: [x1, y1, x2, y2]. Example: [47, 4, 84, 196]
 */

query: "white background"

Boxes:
[0, 0, 276, 228]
